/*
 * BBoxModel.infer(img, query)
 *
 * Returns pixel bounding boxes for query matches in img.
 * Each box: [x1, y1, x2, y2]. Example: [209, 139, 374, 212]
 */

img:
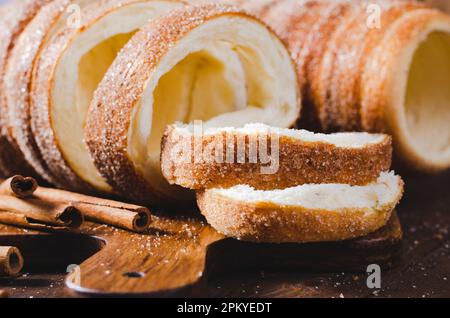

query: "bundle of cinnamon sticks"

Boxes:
[0, 176, 151, 233]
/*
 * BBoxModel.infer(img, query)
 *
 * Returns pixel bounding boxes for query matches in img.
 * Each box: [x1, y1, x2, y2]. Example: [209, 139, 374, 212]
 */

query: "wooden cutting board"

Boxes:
[0, 211, 402, 297]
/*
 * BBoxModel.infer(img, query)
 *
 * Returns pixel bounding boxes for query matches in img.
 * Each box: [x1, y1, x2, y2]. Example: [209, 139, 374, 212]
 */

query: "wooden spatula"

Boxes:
[0, 211, 402, 297]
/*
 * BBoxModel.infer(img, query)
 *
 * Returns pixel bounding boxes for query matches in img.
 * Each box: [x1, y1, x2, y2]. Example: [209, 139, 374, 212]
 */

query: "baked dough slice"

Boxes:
[265, 0, 354, 130]
[360, 8, 450, 172]
[197, 171, 404, 243]
[4, 0, 111, 185]
[85, 4, 300, 204]
[31, 0, 184, 193]
[161, 123, 392, 190]
[327, 0, 424, 131]
[316, 1, 366, 131]
[0, 0, 51, 177]
[242, 0, 450, 172]
[4, 0, 75, 185]
[303, 0, 355, 132]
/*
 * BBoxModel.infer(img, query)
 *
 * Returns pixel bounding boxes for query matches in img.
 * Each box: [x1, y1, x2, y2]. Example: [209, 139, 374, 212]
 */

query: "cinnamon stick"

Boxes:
[0, 175, 37, 198]
[0, 176, 151, 232]
[73, 203, 150, 232]
[0, 195, 83, 231]
[28, 186, 151, 232]
[0, 246, 24, 277]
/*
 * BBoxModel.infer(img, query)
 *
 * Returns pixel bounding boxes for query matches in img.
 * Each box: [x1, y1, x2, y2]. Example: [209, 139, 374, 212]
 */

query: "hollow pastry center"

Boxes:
[147, 49, 247, 156]
[52, 1, 182, 190]
[405, 31, 450, 162]
[130, 16, 299, 195]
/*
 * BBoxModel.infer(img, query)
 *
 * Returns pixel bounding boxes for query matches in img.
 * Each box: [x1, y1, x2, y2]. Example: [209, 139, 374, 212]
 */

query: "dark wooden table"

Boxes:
[0, 172, 449, 298]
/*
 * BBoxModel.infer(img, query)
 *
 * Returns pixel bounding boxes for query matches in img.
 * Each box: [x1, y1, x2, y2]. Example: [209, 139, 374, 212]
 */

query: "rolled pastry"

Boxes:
[235, 0, 450, 172]
[0, 0, 51, 177]
[197, 171, 404, 243]
[4, 0, 74, 185]
[321, 0, 423, 131]
[85, 4, 300, 204]
[161, 123, 392, 190]
[423, 0, 450, 13]
[30, 0, 184, 193]
[361, 7, 450, 172]
[262, 0, 359, 130]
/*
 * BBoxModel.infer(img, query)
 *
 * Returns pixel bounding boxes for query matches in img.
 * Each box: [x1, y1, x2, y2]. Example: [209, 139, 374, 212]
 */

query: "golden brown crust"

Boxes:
[197, 179, 403, 243]
[325, 1, 368, 131]
[239, 0, 279, 18]
[361, 8, 438, 131]
[161, 125, 393, 190]
[85, 4, 297, 205]
[0, 0, 51, 178]
[202, 0, 278, 17]
[31, 0, 168, 192]
[315, 1, 364, 132]
[360, 4, 429, 133]
[306, 1, 354, 132]
[4, 0, 70, 185]
[229, 0, 334, 130]
[332, 1, 424, 132]
[262, 0, 353, 131]
[279, 1, 330, 130]
[250, 0, 449, 172]
[260, 0, 307, 45]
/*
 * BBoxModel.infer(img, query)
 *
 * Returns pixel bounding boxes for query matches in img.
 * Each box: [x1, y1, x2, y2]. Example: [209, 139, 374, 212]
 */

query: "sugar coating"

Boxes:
[211, 171, 401, 210]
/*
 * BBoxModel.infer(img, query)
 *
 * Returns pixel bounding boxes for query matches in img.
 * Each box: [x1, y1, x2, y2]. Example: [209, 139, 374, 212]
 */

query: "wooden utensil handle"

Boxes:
[66, 225, 223, 296]
[65, 213, 402, 297]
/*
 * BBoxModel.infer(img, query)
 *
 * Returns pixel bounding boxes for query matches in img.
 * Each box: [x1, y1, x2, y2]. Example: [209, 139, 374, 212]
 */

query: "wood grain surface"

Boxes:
[0, 173, 449, 298]
[0, 211, 401, 297]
